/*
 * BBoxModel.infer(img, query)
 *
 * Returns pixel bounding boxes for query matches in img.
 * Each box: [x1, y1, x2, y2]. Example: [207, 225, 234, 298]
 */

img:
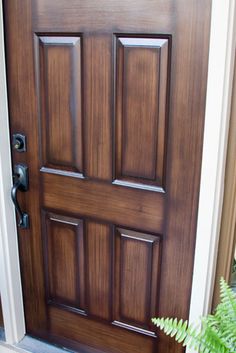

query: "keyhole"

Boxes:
[12, 133, 27, 152]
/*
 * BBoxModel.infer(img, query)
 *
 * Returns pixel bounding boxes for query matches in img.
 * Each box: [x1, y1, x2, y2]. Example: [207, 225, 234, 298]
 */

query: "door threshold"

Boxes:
[0, 329, 74, 353]
[0, 328, 5, 341]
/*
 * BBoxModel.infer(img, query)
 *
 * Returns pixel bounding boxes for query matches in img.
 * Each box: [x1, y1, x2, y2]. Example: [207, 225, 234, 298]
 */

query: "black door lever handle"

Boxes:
[11, 164, 29, 229]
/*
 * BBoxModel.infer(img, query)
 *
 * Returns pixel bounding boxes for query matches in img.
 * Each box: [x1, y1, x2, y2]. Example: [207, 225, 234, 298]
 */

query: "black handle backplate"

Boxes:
[11, 164, 29, 229]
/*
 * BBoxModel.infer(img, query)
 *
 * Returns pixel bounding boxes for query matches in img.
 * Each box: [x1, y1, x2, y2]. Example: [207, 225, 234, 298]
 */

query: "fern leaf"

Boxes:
[152, 279, 236, 353]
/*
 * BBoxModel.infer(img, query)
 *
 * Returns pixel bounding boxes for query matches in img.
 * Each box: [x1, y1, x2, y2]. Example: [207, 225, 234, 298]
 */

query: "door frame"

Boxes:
[212, 56, 236, 309]
[0, 1, 235, 352]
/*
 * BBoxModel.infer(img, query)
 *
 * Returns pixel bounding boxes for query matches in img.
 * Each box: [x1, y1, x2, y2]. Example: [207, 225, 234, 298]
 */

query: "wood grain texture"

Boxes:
[49, 306, 155, 353]
[4, 0, 48, 333]
[115, 37, 169, 189]
[4, 0, 212, 352]
[86, 222, 112, 320]
[84, 34, 112, 180]
[42, 172, 164, 233]
[38, 36, 83, 173]
[114, 228, 160, 334]
[42, 211, 85, 310]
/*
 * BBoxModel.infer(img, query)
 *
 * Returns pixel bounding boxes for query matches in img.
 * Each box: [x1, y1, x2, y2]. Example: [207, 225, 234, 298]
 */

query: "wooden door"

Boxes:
[3, 1, 211, 353]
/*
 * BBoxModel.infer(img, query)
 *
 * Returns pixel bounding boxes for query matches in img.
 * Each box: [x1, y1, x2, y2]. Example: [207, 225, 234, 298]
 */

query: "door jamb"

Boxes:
[0, 0, 235, 352]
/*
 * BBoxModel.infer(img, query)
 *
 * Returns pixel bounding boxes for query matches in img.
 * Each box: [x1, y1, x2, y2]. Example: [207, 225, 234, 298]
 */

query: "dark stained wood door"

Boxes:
[3, 1, 211, 353]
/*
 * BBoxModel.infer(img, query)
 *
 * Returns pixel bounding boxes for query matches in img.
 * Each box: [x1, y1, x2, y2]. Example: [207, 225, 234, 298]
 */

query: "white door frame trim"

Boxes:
[0, 1, 235, 352]
[188, 0, 236, 339]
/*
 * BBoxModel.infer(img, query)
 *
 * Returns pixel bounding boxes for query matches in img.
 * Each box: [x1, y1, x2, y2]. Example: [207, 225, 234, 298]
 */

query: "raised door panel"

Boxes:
[42, 214, 161, 342]
[113, 228, 160, 336]
[45, 219, 160, 353]
[37, 36, 84, 175]
[114, 37, 169, 191]
[42, 211, 85, 311]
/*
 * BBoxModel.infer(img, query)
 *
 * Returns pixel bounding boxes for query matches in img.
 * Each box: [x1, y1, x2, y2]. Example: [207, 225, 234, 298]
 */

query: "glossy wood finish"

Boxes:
[42, 172, 164, 233]
[3, 1, 212, 353]
[115, 37, 169, 189]
[84, 35, 112, 180]
[114, 229, 160, 335]
[86, 221, 112, 320]
[49, 306, 154, 353]
[38, 36, 83, 174]
[43, 211, 85, 310]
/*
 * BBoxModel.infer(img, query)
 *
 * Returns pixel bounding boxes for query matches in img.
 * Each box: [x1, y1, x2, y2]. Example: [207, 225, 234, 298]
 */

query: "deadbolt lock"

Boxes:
[12, 133, 27, 152]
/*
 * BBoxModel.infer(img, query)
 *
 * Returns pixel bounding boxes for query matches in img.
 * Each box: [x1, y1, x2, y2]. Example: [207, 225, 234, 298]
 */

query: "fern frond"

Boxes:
[218, 277, 236, 321]
[152, 279, 236, 353]
[152, 317, 229, 353]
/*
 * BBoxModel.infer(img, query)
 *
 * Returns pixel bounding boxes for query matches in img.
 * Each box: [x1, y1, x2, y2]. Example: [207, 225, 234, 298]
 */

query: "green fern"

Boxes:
[152, 278, 236, 353]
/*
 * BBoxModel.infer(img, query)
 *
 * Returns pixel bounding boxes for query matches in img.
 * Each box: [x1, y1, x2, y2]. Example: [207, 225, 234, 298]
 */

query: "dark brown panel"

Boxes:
[37, 36, 83, 174]
[33, 2, 179, 33]
[49, 306, 155, 353]
[42, 171, 164, 234]
[84, 34, 112, 180]
[86, 222, 112, 320]
[114, 228, 160, 335]
[115, 37, 169, 191]
[43, 211, 85, 310]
